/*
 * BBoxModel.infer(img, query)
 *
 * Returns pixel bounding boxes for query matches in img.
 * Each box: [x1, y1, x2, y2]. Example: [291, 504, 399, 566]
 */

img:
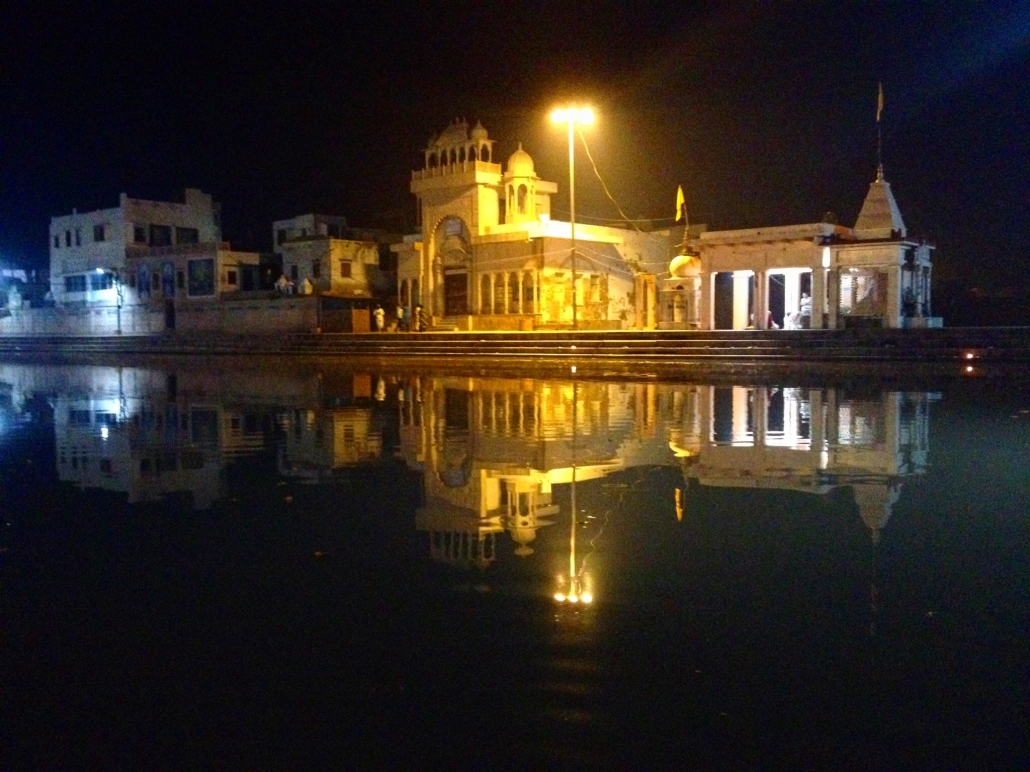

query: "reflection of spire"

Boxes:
[853, 482, 900, 545]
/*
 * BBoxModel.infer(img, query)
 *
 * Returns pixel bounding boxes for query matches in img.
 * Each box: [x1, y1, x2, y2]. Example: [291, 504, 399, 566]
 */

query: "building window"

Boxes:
[65, 230, 72, 247]
[277, 229, 287, 245]
[152, 274, 160, 291]
[75, 229, 81, 246]
[517, 184, 527, 214]
[64, 275, 87, 293]
[134, 225, 147, 243]
[150, 224, 172, 247]
[176, 227, 199, 245]
[53, 235, 60, 249]
[290, 264, 298, 282]
[177, 270, 185, 290]
[93, 224, 105, 242]
[339, 261, 352, 278]
[89, 273, 114, 291]
[312, 259, 321, 279]
[227, 269, 238, 286]
[188, 259, 215, 296]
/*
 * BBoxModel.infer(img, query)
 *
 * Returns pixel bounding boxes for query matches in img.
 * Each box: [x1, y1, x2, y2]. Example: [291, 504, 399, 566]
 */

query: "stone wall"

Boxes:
[0, 297, 319, 337]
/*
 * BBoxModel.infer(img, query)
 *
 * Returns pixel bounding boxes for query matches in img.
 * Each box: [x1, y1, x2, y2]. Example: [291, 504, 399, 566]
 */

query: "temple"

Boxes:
[661, 167, 941, 330]
[394, 119, 671, 331]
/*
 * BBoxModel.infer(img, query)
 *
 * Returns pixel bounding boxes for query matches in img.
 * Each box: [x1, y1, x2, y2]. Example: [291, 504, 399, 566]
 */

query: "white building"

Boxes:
[663, 169, 939, 330]
[49, 189, 222, 307]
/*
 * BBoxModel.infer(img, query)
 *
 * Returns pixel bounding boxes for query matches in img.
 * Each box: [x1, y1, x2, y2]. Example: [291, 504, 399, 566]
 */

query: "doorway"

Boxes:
[164, 299, 176, 330]
[444, 272, 468, 315]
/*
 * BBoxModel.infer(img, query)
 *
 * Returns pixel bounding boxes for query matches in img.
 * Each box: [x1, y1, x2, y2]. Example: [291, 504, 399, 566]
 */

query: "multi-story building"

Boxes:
[49, 189, 222, 307]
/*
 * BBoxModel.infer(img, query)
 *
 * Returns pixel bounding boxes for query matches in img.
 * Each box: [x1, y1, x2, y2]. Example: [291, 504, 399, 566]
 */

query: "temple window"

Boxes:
[517, 184, 527, 214]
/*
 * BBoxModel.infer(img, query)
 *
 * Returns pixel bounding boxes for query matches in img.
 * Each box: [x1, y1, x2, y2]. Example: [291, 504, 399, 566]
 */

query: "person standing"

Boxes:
[373, 304, 385, 332]
[413, 304, 425, 332]
[396, 303, 407, 332]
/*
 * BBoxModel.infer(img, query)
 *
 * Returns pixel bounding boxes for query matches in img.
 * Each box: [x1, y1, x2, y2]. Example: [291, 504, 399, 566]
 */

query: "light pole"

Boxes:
[551, 107, 594, 330]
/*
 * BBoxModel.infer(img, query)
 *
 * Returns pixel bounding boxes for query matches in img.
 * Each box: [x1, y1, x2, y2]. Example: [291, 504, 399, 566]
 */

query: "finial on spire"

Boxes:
[876, 164, 884, 182]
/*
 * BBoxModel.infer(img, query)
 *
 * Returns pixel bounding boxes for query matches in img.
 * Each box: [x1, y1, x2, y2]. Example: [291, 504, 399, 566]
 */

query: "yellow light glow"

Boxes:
[551, 107, 595, 125]
[581, 593, 593, 604]
[965, 365, 974, 373]
[568, 595, 580, 603]
[554, 593, 566, 602]
[965, 352, 975, 360]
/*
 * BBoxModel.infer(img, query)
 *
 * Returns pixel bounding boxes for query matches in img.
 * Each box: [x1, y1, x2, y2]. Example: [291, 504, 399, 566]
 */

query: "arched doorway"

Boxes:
[433, 217, 472, 316]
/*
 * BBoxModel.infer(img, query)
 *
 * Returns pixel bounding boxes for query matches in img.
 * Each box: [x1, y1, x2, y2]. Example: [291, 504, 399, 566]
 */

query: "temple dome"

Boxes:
[435, 119, 469, 147]
[470, 121, 488, 141]
[669, 254, 701, 278]
[506, 143, 535, 177]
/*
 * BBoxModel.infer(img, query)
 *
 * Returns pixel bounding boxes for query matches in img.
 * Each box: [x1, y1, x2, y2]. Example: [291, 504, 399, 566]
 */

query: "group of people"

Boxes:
[373, 303, 426, 332]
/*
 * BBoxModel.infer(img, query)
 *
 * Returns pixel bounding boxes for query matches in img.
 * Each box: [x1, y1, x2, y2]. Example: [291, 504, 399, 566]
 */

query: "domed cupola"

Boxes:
[503, 143, 538, 224]
[470, 120, 489, 142]
[506, 143, 535, 178]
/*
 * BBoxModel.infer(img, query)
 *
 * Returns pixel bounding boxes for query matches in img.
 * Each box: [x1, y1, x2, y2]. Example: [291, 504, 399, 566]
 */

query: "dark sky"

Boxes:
[2, 0, 1028, 289]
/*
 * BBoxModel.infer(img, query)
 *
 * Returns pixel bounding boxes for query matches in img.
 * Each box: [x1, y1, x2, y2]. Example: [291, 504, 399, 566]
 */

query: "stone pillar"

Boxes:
[699, 273, 712, 330]
[812, 268, 826, 329]
[433, 259, 444, 317]
[887, 267, 901, 329]
[827, 269, 840, 330]
[518, 273, 524, 315]
[755, 270, 768, 329]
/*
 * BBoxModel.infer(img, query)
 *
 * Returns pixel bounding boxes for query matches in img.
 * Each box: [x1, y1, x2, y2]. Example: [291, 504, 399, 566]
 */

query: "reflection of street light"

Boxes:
[553, 379, 595, 606]
[551, 107, 594, 331]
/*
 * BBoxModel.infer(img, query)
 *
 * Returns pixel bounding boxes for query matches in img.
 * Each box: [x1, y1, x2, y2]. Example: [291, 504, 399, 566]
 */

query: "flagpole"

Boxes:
[876, 81, 884, 181]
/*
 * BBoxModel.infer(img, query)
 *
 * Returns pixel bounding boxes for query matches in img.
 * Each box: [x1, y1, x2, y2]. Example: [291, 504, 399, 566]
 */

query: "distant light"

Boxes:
[821, 246, 831, 269]
[965, 365, 974, 373]
[100, 426, 109, 439]
[95, 268, 105, 274]
[964, 352, 975, 360]
[571, 365, 577, 373]
[581, 592, 593, 604]
[568, 595, 580, 603]
[554, 593, 566, 602]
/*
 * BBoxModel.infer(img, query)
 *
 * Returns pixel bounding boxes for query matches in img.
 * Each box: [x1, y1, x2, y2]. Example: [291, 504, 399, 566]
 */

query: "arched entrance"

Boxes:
[432, 217, 472, 316]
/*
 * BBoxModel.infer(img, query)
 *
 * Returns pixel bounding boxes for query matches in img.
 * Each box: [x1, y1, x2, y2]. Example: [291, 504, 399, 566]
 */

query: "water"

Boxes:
[1, 361, 1027, 770]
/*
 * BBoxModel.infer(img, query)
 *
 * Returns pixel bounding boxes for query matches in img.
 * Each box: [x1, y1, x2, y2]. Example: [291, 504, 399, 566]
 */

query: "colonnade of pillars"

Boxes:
[479, 270, 537, 316]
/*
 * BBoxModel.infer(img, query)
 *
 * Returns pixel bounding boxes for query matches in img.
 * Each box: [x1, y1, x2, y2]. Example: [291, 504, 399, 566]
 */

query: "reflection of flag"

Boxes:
[877, 81, 884, 122]
[675, 185, 685, 222]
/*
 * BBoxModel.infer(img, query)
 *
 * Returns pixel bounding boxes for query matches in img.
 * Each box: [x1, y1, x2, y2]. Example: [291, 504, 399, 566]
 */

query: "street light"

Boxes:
[551, 107, 594, 330]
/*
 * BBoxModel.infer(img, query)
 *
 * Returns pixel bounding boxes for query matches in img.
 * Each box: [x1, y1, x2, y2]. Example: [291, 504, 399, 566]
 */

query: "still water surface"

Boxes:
[1, 361, 1028, 770]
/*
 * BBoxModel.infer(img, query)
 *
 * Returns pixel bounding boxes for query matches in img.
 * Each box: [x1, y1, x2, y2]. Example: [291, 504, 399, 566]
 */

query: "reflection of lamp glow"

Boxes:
[580, 592, 593, 604]
[554, 592, 566, 602]
[100, 426, 109, 440]
[965, 365, 974, 373]
[964, 352, 975, 360]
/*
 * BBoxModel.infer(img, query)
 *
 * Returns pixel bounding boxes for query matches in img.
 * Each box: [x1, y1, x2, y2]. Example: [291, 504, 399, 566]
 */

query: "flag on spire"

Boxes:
[877, 81, 884, 123]
[675, 185, 685, 222]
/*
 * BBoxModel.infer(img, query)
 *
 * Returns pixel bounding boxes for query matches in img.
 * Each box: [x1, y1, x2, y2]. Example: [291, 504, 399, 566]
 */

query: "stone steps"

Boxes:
[1, 328, 1028, 362]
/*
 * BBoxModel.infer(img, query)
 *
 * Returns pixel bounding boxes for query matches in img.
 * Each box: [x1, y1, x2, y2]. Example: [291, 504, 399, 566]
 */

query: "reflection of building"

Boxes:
[398, 376, 636, 568]
[0, 363, 326, 510]
[672, 386, 932, 542]
[278, 406, 385, 482]
[394, 120, 672, 330]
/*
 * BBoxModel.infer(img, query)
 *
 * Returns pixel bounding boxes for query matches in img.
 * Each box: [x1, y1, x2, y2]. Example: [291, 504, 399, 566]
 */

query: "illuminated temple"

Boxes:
[394, 119, 671, 331]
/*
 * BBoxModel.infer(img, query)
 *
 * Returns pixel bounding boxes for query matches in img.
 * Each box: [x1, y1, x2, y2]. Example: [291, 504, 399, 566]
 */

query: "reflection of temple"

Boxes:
[669, 386, 932, 542]
[398, 376, 637, 568]
[397, 376, 935, 572]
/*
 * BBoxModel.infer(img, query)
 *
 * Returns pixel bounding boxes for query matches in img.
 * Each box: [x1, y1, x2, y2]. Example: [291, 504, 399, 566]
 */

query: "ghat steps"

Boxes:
[0, 328, 1027, 363]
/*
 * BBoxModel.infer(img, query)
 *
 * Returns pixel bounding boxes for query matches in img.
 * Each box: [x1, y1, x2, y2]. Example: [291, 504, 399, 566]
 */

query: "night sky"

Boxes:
[2, 1, 1028, 297]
